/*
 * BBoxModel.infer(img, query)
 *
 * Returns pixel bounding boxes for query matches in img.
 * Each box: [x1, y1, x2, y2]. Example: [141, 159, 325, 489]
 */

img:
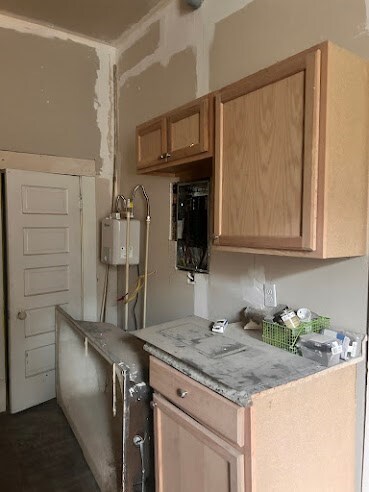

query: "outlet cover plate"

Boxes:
[264, 283, 277, 307]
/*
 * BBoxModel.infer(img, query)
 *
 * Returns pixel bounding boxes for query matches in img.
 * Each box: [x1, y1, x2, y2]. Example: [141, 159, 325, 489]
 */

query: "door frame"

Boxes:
[0, 166, 97, 413]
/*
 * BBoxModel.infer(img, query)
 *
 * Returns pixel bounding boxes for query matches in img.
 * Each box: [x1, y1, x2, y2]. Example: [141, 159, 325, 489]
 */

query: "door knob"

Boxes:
[17, 311, 27, 321]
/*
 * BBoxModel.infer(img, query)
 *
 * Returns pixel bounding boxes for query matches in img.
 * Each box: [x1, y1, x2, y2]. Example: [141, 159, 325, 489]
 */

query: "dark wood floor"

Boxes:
[0, 399, 100, 492]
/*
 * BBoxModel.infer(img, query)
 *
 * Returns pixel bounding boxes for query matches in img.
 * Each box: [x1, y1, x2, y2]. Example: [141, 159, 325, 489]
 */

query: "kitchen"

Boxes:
[0, 0, 368, 491]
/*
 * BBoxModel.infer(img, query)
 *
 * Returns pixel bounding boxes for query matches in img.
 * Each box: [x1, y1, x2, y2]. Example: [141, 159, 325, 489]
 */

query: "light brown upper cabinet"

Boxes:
[136, 117, 167, 169]
[214, 42, 369, 258]
[136, 96, 213, 174]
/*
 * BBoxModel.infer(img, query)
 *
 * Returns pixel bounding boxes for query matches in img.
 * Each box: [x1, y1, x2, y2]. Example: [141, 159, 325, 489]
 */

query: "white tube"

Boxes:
[124, 207, 131, 331]
[143, 217, 150, 329]
[112, 363, 117, 417]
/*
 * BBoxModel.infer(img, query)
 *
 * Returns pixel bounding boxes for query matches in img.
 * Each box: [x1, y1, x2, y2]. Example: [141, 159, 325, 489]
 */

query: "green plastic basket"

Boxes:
[262, 316, 330, 354]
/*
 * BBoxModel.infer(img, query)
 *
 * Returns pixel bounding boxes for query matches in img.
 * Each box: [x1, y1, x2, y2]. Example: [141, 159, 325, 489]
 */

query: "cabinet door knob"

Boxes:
[176, 388, 188, 398]
[17, 311, 27, 321]
[150, 400, 157, 409]
[159, 154, 165, 160]
[166, 153, 171, 159]
[213, 235, 219, 241]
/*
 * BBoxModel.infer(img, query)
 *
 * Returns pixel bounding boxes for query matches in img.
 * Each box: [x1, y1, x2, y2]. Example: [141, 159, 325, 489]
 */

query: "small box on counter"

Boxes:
[297, 333, 342, 367]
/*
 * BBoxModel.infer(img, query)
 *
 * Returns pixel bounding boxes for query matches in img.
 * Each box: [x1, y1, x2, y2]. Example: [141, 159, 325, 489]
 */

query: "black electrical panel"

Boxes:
[175, 180, 209, 273]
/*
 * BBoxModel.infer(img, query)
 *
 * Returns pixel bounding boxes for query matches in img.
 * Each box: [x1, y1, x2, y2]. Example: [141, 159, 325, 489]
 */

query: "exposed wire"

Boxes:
[117, 271, 155, 304]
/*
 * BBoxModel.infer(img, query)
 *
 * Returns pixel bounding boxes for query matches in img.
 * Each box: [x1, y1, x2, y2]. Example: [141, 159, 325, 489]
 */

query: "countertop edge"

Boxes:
[144, 344, 252, 406]
[144, 339, 366, 408]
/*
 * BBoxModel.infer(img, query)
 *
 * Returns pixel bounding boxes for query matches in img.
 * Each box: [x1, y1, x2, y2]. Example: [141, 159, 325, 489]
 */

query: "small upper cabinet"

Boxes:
[214, 42, 369, 258]
[136, 117, 167, 170]
[136, 96, 213, 174]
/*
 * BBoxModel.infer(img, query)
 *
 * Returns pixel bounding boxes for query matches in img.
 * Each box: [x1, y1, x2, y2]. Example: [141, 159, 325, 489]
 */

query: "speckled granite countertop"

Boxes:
[133, 316, 360, 407]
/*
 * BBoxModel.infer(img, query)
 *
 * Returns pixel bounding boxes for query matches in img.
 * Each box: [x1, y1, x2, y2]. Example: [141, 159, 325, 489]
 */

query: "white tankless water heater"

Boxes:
[101, 214, 140, 265]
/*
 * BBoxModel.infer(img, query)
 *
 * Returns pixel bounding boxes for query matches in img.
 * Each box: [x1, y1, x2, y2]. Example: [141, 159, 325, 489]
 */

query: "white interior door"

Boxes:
[5, 169, 82, 413]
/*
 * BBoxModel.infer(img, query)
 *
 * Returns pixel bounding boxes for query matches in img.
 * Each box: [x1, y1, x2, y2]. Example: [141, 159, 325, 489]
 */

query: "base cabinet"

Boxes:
[150, 356, 357, 492]
[153, 393, 244, 492]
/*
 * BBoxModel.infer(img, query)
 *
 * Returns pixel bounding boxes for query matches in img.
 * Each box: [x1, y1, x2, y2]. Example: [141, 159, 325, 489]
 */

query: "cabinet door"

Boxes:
[214, 49, 321, 251]
[167, 98, 210, 162]
[136, 117, 167, 169]
[153, 393, 244, 492]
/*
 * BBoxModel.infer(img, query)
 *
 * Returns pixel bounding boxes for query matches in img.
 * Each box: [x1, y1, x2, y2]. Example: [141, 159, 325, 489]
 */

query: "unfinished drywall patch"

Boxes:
[118, 48, 197, 328]
[122, 47, 196, 128]
[118, 21, 160, 77]
[0, 28, 100, 163]
[365, 0, 369, 31]
[95, 45, 115, 175]
[210, 0, 369, 90]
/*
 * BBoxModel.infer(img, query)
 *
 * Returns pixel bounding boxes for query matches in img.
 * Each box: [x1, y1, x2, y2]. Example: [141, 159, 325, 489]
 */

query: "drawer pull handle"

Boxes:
[176, 389, 188, 398]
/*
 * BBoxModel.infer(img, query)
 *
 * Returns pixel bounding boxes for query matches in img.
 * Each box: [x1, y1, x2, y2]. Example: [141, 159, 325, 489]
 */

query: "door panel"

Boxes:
[25, 344, 55, 377]
[136, 117, 167, 169]
[21, 185, 69, 214]
[5, 169, 82, 413]
[24, 265, 70, 296]
[24, 305, 61, 337]
[23, 227, 69, 255]
[214, 49, 320, 251]
[167, 98, 210, 161]
[154, 393, 244, 492]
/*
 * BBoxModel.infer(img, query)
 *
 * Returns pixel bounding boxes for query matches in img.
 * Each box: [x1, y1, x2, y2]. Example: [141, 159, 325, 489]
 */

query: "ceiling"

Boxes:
[0, 0, 163, 43]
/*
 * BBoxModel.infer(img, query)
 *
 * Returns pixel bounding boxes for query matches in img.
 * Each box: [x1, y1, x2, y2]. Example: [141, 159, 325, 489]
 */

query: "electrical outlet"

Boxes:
[264, 283, 277, 307]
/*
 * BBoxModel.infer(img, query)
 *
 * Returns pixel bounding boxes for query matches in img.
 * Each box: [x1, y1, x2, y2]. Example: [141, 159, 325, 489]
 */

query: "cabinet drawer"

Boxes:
[150, 357, 245, 447]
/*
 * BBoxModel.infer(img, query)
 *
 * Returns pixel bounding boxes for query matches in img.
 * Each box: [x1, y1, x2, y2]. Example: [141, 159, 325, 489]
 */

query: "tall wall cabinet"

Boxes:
[136, 41, 369, 258]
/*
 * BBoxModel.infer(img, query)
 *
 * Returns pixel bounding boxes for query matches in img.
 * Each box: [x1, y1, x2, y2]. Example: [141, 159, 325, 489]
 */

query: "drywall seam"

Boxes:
[365, 0, 369, 31]
[95, 46, 116, 177]
[113, 0, 173, 47]
[117, 0, 256, 96]
[0, 12, 115, 51]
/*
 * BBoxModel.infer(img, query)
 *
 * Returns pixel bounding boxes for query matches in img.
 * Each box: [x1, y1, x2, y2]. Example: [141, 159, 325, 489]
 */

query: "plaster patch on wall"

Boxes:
[364, 0, 369, 32]
[118, 21, 160, 77]
[194, 274, 209, 319]
[95, 46, 115, 176]
[117, 0, 255, 96]
[241, 260, 266, 310]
